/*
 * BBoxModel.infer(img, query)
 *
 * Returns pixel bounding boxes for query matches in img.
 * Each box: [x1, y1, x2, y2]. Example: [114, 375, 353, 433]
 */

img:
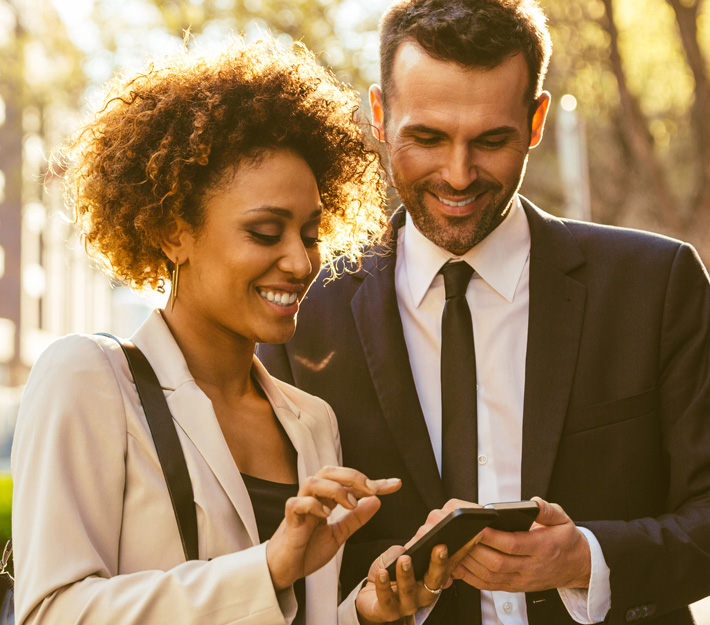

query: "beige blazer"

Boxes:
[11, 310, 362, 625]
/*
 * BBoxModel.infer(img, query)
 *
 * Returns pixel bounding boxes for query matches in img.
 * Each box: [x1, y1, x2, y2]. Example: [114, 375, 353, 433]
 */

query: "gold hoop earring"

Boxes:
[170, 262, 181, 312]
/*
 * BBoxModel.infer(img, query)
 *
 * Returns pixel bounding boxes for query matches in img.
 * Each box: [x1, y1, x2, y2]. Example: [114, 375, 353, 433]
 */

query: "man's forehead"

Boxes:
[385, 42, 530, 124]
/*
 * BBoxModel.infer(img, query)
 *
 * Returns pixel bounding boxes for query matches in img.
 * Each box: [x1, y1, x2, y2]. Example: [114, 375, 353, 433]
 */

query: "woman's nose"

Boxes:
[278, 238, 314, 279]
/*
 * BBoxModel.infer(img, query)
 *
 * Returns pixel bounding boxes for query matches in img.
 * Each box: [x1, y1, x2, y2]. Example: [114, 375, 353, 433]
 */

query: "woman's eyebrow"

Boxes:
[245, 206, 323, 219]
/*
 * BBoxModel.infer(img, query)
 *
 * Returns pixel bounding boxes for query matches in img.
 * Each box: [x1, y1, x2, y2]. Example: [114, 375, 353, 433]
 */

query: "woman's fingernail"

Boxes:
[387, 478, 401, 486]
[402, 559, 412, 573]
[322, 505, 332, 515]
[440, 548, 448, 560]
[378, 572, 388, 584]
[347, 493, 358, 508]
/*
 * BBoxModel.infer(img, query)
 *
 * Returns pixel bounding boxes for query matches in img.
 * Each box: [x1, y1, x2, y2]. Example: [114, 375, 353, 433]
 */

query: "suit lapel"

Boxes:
[351, 213, 447, 510]
[520, 200, 587, 500]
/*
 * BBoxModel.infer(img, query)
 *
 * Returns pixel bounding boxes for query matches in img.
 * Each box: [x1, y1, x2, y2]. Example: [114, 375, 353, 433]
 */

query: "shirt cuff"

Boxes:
[557, 526, 611, 624]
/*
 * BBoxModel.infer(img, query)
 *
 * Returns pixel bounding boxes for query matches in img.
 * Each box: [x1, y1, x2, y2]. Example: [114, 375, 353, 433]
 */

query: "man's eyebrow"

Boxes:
[402, 124, 447, 136]
[401, 124, 519, 138]
[478, 126, 518, 137]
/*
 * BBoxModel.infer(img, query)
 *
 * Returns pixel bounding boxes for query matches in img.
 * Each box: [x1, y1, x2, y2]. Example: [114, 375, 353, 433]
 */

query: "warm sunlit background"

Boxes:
[0, 0, 709, 617]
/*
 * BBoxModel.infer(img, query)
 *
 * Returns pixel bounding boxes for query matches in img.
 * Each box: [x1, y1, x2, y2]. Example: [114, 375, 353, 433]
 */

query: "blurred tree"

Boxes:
[532, 0, 710, 259]
[88, 0, 383, 97]
[66, 0, 710, 260]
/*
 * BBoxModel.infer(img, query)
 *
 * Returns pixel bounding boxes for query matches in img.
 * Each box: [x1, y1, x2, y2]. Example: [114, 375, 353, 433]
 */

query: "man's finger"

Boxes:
[530, 497, 570, 527]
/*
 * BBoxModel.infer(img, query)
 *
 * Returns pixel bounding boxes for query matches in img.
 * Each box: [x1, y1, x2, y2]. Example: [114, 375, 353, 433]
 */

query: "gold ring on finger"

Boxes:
[422, 580, 443, 595]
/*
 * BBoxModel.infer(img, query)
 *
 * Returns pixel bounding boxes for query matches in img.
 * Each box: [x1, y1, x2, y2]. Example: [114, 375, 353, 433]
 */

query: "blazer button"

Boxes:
[625, 608, 640, 621]
[626, 605, 656, 621]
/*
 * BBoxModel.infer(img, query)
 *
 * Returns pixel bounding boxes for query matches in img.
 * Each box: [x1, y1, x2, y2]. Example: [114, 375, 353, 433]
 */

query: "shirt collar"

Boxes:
[401, 194, 531, 306]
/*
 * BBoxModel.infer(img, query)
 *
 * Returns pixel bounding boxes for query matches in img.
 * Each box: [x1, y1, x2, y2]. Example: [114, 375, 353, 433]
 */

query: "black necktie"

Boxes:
[438, 261, 482, 625]
[440, 261, 478, 502]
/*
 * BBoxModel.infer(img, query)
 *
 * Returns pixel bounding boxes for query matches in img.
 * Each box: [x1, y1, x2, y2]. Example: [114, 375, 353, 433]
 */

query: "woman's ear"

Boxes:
[160, 216, 194, 265]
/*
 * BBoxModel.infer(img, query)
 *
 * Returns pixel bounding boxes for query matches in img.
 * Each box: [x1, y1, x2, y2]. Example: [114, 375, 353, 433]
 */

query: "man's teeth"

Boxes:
[437, 194, 479, 207]
[259, 290, 298, 306]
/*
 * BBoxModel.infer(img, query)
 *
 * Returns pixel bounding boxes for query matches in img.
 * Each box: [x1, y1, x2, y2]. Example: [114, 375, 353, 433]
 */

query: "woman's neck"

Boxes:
[160, 306, 257, 399]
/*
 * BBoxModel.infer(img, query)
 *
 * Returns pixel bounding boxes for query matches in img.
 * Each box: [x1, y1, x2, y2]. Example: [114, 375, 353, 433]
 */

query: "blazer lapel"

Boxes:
[351, 212, 447, 511]
[520, 200, 587, 500]
[251, 359, 323, 480]
[252, 359, 340, 625]
[132, 311, 261, 545]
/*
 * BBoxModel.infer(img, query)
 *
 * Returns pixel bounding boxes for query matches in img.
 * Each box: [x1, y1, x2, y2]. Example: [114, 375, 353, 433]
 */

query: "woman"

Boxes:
[11, 41, 449, 625]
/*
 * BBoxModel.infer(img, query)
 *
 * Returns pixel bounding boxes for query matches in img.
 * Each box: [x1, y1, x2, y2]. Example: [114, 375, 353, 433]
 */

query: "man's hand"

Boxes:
[451, 497, 591, 592]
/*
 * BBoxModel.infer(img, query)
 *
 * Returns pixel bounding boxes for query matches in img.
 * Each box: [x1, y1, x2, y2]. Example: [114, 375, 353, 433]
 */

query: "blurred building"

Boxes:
[0, 0, 115, 388]
[0, 0, 158, 393]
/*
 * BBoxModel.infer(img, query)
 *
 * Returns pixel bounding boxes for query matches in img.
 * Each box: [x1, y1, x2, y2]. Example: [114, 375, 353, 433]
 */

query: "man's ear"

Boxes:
[369, 84, 387, 143]
[529, 91, 551, 149]
[160, 216, 193, 265]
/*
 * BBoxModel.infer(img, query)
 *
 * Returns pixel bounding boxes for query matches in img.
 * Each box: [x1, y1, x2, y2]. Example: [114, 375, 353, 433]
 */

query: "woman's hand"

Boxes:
[265, 466, 401, 591]
[355, 498, 484, 623]
[355, 544, 451, 624]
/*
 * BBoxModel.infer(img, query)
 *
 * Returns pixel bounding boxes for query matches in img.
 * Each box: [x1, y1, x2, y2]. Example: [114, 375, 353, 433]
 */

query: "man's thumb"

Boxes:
[531, 496, 570, 527]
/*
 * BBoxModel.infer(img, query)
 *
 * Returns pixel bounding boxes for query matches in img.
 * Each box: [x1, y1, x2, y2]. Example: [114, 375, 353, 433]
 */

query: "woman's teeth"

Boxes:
[259, 289, 298, 306]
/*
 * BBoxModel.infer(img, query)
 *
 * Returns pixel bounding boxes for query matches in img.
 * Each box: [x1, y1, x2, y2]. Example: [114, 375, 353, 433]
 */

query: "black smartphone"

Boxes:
[385, 507, 496, 579]
[484, 500, 540, 532]
[385, 500, 539, 580]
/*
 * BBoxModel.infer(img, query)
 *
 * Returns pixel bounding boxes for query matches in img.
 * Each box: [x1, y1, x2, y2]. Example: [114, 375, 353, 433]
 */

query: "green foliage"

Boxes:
[0, 476, 12, 549]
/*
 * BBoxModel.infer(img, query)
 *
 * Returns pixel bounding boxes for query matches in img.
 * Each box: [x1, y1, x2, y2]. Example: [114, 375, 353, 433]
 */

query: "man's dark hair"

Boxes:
[379, 0, 552, 114]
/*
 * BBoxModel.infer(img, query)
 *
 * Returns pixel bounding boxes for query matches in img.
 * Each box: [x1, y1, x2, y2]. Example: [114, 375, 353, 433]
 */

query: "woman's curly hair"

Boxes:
[62, 39, 388, 291]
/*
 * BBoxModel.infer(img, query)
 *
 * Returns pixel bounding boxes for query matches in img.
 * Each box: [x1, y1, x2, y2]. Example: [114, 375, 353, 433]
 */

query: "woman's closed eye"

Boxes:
[302, 235, 322, 248]
[249, 231, 282, 245]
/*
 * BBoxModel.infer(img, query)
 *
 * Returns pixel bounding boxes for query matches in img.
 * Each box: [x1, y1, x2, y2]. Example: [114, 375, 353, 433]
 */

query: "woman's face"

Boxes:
[173, 148, 323, 345]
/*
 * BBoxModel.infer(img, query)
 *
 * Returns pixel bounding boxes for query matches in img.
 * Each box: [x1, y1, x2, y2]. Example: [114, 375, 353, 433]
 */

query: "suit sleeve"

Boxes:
[580, 243, 710, 623]
[11, 335, 295, 625]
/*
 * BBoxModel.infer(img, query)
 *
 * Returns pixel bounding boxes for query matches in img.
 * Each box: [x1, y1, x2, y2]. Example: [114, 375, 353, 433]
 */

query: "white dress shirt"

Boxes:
[395, 196, 610, 625]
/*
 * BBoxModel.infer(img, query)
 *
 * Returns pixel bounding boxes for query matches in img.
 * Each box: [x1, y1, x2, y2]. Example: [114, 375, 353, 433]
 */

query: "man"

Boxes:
[258, 1, 710, 623]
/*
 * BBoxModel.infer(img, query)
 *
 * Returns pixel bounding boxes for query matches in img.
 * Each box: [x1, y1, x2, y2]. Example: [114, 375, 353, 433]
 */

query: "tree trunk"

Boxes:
[598, 0, 682, 231]
[666, 0, 710, 229]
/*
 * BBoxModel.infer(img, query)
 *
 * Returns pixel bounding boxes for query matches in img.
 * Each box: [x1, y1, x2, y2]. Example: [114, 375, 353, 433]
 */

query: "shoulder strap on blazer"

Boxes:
[97, 333, 199, 561]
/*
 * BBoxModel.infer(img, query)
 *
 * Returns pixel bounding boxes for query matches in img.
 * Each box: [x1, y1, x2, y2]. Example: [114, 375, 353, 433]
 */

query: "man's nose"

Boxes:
[440, 145, 478, 191]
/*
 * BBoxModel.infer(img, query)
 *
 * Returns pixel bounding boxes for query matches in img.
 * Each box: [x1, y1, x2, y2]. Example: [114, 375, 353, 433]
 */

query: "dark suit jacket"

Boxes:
[258, 198, 710, 625]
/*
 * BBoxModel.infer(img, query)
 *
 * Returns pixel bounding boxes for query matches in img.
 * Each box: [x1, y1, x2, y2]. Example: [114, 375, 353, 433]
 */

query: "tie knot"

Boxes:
[441, 261, 474, 299]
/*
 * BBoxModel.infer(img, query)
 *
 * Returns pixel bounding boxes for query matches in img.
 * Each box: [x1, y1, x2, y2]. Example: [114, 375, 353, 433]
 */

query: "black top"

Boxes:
[241, 473, 305, 625]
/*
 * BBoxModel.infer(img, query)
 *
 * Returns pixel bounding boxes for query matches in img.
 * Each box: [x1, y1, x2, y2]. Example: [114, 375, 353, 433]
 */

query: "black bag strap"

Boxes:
[98, 334, 199, 561]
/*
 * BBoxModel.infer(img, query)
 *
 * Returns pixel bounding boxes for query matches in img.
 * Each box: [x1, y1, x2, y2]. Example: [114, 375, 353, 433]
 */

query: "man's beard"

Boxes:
[392, 174, 521, 254]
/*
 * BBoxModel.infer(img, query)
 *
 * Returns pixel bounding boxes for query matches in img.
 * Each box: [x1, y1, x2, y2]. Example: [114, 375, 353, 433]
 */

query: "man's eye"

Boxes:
[480, 138, 507, 149]
[249, 231, 281, 245]
[413, 136, 441, 146]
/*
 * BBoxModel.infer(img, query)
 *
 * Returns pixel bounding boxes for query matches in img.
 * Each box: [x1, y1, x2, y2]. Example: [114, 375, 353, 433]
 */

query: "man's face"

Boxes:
[370, 42, 550, 254]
